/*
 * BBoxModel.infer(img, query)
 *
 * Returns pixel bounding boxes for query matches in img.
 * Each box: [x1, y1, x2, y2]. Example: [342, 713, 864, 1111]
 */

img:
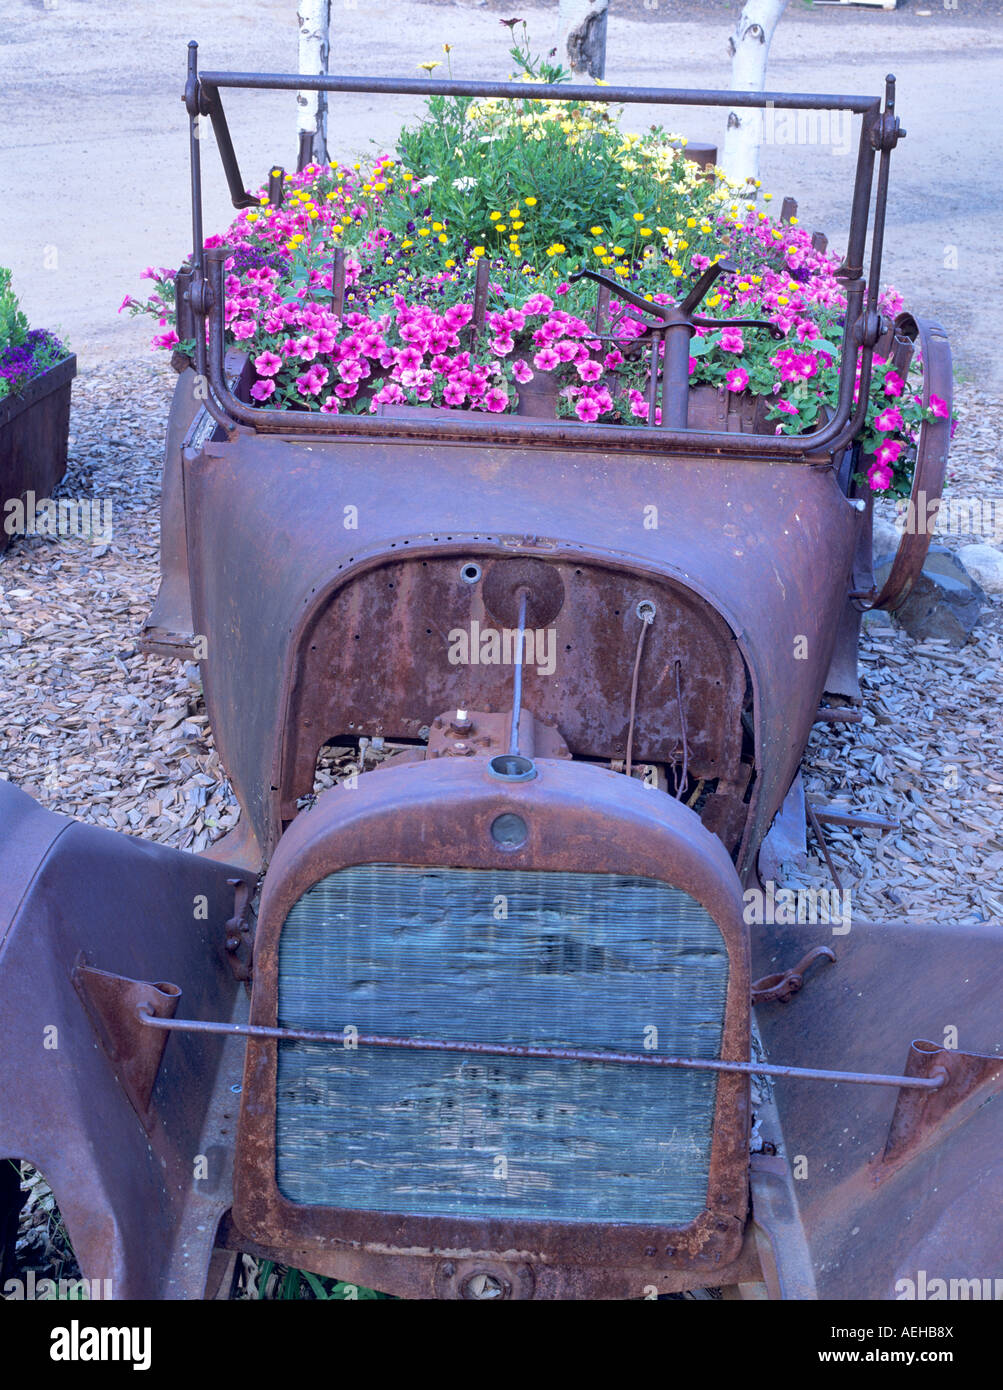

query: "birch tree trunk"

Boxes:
[557, 0, 609, 80]
[297, 0, 332, 171]
[720, 0, 789, 188]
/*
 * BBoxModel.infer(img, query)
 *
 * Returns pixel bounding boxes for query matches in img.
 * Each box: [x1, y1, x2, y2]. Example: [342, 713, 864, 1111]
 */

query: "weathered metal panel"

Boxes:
[0, 780, 254, 1298]
[752, 917, 1003, 1299]
[185, 433, 860, 875]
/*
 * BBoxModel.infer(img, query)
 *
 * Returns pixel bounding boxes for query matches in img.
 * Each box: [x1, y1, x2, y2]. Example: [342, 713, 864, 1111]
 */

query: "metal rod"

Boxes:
[807, 802, 845, 893]
[137, 1009, 944, 1090]
[199, 72, 882, 113]
[865, 77, 896, 324]
[814, 707, 862, 724]
[508, 590, 528, 756]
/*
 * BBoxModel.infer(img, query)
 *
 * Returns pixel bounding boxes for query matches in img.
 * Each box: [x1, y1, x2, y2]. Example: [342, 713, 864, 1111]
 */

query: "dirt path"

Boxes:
[1, 0, 1001, 384]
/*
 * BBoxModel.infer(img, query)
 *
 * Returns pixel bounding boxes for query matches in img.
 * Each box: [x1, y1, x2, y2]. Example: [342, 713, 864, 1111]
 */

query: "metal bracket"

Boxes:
[751, 946, 836, 1005]
[880, 1040, 1003, 1172]
[223, 878, 254, 983]
[72, 959, 182, 1124]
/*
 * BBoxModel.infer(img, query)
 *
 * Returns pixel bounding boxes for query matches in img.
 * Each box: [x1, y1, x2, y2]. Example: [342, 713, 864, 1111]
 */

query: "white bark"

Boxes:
[297, 0, 332, 169]
[557, 0, 609, 80]
[721, 0, 789, 188]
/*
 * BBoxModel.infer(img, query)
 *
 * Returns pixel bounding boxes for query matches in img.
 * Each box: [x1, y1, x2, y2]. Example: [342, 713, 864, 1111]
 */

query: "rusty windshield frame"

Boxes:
[182, 42, 903, 462]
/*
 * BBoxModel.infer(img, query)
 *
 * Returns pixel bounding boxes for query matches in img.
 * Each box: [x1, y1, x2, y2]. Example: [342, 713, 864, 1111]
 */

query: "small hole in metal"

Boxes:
[460, 562, 482, 584]
[636, 599, 657, 623]
[491, 813, 528, 848]
[488, 754, 536, 782]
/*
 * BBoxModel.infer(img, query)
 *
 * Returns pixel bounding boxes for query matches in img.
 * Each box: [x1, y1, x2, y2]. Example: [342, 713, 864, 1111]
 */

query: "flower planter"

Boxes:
[1, 354, 76, 555]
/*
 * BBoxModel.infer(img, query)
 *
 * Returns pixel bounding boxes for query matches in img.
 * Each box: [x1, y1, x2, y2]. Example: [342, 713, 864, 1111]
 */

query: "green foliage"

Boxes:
[0, 268, 29, 352]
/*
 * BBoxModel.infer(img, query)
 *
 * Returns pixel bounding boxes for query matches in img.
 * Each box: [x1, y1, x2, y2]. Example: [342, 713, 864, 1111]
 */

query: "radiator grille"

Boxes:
[276, 865, 728, 1225]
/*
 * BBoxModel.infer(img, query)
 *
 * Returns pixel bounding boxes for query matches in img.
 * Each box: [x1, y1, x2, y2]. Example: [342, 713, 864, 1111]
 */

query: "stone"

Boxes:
[874, 545, 986, 648]
[872, 510, 902, 563]
[957, 544, 1003, 596]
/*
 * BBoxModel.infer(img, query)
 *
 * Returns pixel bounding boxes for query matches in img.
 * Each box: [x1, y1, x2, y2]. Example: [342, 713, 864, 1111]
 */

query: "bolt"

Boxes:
[644, 1247, 656, 1258]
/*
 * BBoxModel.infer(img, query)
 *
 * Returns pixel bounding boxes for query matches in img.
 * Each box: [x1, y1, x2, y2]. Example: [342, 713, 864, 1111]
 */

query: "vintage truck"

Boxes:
[1, 50, 999, 1300]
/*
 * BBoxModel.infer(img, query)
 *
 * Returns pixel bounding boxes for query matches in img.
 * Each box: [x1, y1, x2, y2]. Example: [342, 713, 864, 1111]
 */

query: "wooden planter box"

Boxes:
[0, 354, 76, 555]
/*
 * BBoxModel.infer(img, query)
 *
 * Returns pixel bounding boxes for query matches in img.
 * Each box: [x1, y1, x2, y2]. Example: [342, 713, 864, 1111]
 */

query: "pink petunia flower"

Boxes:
[884, 371, 906, 398]
[533, 347, 560, 371]
[720, 328, 745, 354]
[250, 379, 276, 402]
[576, 358, 603, 383]
[867, 460, 894, 491]
[726, 368, 749, 393]
[874, 437, 904, 468]
[511, 359, 534, 385]
[483, 387, 509, 413]
[874, 405, 904, 433]
[929, 394, 950, 418]
[254, 350, 283, 377]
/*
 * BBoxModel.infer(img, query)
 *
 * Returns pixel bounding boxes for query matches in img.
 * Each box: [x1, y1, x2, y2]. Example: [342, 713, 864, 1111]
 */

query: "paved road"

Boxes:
[1, 0, 1000, 386]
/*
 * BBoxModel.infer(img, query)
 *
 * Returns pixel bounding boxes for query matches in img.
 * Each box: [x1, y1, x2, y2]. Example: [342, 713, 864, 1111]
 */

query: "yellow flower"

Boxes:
[418, 228, 430, 237]
[546, 242, 566, 256]
[737, 281, 750, 291]
[632, 212, 645, 222]
[763, 192, 773, 202]
[489, 211, 501, 220]
[246, 211, 258, 222]
[639, 227, 652, 237]
[418, 61, 442, 72]
[590, 226, 603, 235]
[432, 221, 443, 231]
[790, 216, 799, 225]
[525, 196, 537, 206]
[511, 220, 524, 230]
[686, 217, 696, 228]
[401, 239, 414, 249]
[612, 245, 626, 255]
[445, 258, 456, 267]
[614, 265, 629, 277]
[472, 246, 486, 258]
[496, 223, 506, 233]
[777, 295, 789, 306]
[438, 233, 448, 243]
[508, 207, 520, 218]
[593, 244, 607, 255]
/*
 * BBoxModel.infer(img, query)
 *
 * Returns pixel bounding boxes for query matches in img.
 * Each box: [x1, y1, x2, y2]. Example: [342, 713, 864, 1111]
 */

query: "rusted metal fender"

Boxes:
[868, 315, 953, 612]
[751, 916, 1002, 1299]
[184, 433, 861, 876]
[0, 780, 254, 1298]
